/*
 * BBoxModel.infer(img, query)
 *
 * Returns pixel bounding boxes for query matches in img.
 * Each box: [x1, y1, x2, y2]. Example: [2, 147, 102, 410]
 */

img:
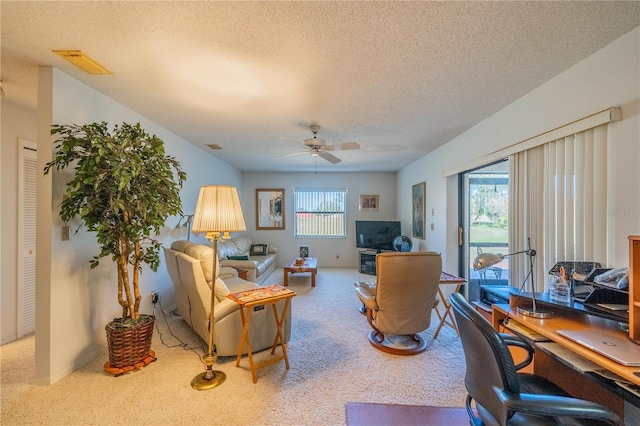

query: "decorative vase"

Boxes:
[104, 314, 156, 376]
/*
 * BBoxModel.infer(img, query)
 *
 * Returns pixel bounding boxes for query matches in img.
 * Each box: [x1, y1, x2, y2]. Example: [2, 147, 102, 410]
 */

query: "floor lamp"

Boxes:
[473, 242, 553, 319]
[190, 185, 246, 390]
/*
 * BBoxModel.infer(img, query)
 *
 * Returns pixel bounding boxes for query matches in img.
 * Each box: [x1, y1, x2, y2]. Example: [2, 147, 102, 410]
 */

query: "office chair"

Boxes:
[354, 251, 441, 355]
[449, 293, 623, 426]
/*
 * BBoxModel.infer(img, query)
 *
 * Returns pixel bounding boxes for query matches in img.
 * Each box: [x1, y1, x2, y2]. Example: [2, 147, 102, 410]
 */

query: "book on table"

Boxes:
[227, 284, 295, 305]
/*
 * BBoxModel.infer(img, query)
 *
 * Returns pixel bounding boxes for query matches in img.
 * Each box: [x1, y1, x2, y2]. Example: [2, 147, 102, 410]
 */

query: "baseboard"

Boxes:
[1, 334, 18, 346]
[34, 344, 103, 385]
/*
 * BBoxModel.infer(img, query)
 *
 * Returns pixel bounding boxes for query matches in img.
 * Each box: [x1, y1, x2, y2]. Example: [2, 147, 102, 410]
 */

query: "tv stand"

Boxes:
[359, 250, 377, 275]
[358, 249, 391, 275]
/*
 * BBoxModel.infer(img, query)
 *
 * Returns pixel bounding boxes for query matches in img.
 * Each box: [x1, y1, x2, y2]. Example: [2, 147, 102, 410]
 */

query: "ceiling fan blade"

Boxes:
[323, 142, 360, 151]
[282, 151, 308, 158]
[318, 151, 341, 164]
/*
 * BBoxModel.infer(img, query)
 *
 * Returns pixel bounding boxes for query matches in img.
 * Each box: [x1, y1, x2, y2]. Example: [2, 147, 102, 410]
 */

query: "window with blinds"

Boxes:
[293, 188, 347, 238]
[510, 124, 609, 291]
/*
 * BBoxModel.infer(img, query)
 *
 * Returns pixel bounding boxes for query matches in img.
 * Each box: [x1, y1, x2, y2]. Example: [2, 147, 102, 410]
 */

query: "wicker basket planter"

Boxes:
[104, 314, 156, 376]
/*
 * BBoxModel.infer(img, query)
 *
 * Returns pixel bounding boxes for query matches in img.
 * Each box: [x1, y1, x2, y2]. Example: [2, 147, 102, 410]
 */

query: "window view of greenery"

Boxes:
[469, 174, 508, 245]
[294, 189, 347, 238]
[468, 173, 509, 280]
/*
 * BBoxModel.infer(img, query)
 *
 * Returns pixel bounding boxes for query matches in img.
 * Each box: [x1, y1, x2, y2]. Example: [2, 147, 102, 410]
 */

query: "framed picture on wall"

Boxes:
[358, 194, 379, 212]
[412, 182, 426, 239]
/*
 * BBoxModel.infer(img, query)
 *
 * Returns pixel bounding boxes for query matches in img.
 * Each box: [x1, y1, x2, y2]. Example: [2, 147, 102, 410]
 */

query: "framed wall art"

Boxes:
[256, 188, 285, 230]
[358, 194, 379, 212]
[412, 182, 426, 239]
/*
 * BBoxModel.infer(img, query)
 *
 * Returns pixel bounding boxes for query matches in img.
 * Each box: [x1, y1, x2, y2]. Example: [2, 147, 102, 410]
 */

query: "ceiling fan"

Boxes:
[291, 124, 360, 164]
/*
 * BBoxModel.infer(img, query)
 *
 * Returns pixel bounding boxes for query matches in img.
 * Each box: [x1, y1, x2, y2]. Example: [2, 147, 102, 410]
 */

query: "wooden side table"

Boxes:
[433, 272, 466, 339]
[234, 268, 248, 280]
[227, 285, 296, 383]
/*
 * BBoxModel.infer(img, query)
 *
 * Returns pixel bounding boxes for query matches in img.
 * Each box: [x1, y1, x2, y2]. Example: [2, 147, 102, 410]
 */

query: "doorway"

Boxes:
[459, 160, 509, 302]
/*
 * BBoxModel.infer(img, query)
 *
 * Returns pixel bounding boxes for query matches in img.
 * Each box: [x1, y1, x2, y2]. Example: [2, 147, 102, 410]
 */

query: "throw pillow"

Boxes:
[249, 243, 268, 256]
[227, 255, 249, 260]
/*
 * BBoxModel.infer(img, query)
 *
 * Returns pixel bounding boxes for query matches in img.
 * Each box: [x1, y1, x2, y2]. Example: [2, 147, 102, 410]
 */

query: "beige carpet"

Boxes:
[1, 268, 467, 425]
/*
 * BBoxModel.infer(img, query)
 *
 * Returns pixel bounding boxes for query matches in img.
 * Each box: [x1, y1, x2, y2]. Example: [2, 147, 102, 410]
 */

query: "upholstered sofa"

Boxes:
[164, 240, 291, 357]
[215, 236, 277, 285]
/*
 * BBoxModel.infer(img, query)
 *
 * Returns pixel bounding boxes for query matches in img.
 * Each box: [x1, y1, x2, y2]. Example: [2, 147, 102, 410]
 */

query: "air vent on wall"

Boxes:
[52, 50, 113, 75]
[206, 144, 222, 150]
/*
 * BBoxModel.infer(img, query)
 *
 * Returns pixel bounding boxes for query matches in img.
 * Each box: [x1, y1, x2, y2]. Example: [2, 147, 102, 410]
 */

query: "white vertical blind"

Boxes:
[510, 124, 608, 290]
[293, 188, 347, 238]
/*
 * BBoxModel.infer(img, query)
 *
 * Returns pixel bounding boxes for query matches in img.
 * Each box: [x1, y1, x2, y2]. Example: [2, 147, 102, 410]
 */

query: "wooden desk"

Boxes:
[433, 272, 466, 339]
[227, 285, 296, 383]
[493, 299, 640, 418]
[283, 257, 318, 287]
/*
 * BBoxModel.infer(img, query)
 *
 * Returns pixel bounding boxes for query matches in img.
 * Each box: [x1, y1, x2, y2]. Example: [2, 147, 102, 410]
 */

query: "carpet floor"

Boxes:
[1, 268, 468, 425]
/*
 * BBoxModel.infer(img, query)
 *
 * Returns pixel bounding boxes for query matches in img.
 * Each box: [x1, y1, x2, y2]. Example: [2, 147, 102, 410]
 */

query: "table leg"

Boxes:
[236, 307, 258, 383]
[311, 270, 316, 287]
[235, 306, 249, 365]
[270, 298, 291, 369]
[284, 269, 289, 286]
[433, 284, 461, 339]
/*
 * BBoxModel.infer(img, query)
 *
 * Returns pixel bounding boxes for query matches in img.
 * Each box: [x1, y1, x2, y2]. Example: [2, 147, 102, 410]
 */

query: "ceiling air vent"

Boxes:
[52, 50, 112, 75]
[206, 144, 222, 150]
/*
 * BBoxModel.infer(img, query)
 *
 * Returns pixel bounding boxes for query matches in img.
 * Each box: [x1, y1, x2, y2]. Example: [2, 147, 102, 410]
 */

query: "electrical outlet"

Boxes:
[336, 252, 340, 259]
[61, 225, 70, 241]
[151, 291, 159, 304]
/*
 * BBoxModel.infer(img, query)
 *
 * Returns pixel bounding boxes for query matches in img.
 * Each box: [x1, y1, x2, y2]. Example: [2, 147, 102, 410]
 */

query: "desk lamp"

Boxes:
[190, 185, 246, 390]
[473, 243, 553, 319]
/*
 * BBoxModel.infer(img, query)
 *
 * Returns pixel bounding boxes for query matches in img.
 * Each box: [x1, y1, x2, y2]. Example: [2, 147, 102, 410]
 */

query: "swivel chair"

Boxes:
[449, 292, 622, 425]
[354, 251, 441, 355]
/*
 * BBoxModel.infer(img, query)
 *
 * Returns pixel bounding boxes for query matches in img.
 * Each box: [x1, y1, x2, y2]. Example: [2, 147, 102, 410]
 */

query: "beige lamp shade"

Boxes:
[192, 185, 247, 234]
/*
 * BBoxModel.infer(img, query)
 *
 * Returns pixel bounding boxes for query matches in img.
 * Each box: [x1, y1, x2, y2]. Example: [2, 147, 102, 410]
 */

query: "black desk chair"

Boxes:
[449, 293, 623, 426]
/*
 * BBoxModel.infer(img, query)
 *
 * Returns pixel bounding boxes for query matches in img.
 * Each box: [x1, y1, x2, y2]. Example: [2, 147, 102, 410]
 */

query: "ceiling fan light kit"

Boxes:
[297, 124, 361, 164]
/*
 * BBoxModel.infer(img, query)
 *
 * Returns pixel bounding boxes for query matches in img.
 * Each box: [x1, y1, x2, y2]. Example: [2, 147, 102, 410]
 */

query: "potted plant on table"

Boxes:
[44, 121, 187, 375]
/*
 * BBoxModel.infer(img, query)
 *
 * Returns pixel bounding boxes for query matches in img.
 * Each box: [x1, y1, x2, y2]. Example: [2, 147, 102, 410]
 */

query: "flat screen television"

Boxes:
[355, 220, 402, 252]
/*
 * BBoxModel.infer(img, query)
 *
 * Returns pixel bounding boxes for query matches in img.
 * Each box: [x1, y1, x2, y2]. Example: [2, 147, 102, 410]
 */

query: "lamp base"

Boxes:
[517, 305, 554, 319]
[191, 370, 226, 390]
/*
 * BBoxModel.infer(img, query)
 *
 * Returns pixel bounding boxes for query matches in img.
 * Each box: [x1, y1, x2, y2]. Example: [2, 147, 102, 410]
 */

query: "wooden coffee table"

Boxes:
[283, 257, 318, 287]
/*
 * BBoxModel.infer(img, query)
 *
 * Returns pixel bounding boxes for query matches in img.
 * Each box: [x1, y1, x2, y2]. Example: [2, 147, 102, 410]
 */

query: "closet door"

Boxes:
[18, 138, 37, 337]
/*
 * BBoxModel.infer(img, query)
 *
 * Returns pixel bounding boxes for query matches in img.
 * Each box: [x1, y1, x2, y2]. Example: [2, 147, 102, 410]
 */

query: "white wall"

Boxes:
[241, 172, 398, 267]
[1, 101, 38, 344]
[35, 68, 242, 384]
[398, 26, 640, 275]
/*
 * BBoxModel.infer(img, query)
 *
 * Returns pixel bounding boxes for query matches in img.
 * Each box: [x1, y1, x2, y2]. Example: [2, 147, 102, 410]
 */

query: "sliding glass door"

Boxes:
[459, 160, 509, 301]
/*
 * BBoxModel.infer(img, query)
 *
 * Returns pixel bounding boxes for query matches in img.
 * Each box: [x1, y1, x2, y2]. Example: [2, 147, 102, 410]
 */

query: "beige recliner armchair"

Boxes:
[164, 241, 291, 357]
[354, 251, 441, 355]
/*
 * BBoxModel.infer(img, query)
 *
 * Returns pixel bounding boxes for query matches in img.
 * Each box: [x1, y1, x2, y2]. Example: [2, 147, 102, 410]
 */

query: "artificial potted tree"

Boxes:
[44, 121, 187, 375]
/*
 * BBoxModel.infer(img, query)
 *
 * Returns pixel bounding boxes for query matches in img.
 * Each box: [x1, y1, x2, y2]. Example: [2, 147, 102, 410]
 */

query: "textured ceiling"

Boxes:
[2, 2, 639, 172]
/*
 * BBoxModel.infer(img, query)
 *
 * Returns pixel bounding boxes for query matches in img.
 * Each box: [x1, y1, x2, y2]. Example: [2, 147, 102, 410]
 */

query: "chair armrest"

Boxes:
[354, 286, 378, 311]
[212, 299, 240, 321]
[497, 391, 623, 425]
[218, 267, 238, 280]
[500, 332, 534, 370]
[220, 259, 259, 270]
